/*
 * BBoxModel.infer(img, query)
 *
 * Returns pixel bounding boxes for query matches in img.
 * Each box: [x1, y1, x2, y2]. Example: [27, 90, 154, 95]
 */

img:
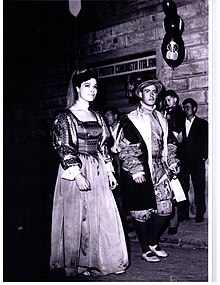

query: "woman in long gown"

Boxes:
[49, 69, 128, 277]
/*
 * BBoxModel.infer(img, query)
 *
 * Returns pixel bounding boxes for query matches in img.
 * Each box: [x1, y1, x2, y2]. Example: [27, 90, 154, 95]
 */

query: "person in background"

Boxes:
[164, 89, 185, 139]
[103, 107, 125, 221]
[117, 79, 180, 263]
[178, 98, 208, 223]
[50, 69, 128, 277]
[155, 92, 166, 116]
[164, 90, 185, 235]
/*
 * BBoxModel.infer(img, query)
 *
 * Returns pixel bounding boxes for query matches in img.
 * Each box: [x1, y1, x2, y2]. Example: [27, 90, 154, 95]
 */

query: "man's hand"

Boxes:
[134, 174, 146, 183]
[169, 163, 180, 176]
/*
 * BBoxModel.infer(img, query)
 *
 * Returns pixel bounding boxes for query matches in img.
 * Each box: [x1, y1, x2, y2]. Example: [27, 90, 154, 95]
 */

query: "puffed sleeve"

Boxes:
[117, 116, 144, 176]
[53, 111, 82, 179]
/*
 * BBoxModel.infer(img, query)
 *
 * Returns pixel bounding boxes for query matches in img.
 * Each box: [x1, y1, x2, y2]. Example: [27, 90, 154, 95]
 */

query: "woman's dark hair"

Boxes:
[66, 69, 98, 108]
[72, 69, 98, 89]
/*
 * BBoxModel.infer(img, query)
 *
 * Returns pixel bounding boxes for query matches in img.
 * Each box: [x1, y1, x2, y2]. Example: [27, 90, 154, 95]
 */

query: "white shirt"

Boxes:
[185, 116, 195, 137]
[110, 123, 120, 153]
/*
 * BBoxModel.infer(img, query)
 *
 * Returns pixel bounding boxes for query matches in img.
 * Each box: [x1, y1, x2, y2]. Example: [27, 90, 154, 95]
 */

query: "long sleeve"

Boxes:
[118, 116, 144, 176]
[203, 119, 208, 160]
[52, 111, 82, 170]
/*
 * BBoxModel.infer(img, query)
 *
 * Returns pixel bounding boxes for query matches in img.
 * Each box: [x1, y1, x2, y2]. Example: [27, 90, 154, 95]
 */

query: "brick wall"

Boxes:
[32, 0, 209, 216]
[76, 0, 208, 120]
[38, 0, 208, 123]
[72, 0, 209, 218]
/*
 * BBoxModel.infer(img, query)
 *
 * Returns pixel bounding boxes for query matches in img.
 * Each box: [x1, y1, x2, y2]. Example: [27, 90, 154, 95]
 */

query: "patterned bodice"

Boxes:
[52, 109, 112, 170]
[76, 120, 103, 154]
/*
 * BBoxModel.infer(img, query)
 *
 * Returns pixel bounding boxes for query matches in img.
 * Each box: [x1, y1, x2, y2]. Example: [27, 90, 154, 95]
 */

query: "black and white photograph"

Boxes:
[4, 0, 217, 282]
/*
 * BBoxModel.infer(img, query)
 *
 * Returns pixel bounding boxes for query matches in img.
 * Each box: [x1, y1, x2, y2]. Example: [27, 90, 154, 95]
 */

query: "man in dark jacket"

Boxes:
[179, 98, 208, 223]
[117, 79, 181, 263]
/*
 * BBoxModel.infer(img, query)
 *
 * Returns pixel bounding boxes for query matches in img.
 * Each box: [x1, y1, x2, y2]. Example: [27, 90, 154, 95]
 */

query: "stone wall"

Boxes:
[77, 0, 208, 119]
[32, 0, 209, 217]
[73, 0, 209, 216]
[37, 0, 208, 123]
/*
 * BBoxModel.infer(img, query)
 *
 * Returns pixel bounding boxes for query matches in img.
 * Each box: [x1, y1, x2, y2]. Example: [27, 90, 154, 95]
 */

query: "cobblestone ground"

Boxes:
[48, 241, 208, 282]
[5, 213, 208, 282]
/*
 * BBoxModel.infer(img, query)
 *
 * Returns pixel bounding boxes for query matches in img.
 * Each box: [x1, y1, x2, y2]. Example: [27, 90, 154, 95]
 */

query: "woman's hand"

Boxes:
[75, 173, 91, 191]
[108, 171, 118, 190]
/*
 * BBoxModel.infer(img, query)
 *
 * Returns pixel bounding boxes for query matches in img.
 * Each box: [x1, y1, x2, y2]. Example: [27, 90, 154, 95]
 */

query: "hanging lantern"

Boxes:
[161, 0, 185, 69]
[163, 15, 184, 35]
[162, 0, 177, 17]
[161, 33, 185, 69]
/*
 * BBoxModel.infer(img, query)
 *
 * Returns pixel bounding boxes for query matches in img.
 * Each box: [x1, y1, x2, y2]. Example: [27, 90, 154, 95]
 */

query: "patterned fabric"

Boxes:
[150, 112, 163, 158]
[130, 209, 154, 222]
[50, 109, 128, 276]
[119, 143, 143, 174]
[53, 110, 112, 170]
[167, 143, 180, 179]
[152, 158, 173, 216]
[77, 121, 102, 153]
[118, 104, 173, 217]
